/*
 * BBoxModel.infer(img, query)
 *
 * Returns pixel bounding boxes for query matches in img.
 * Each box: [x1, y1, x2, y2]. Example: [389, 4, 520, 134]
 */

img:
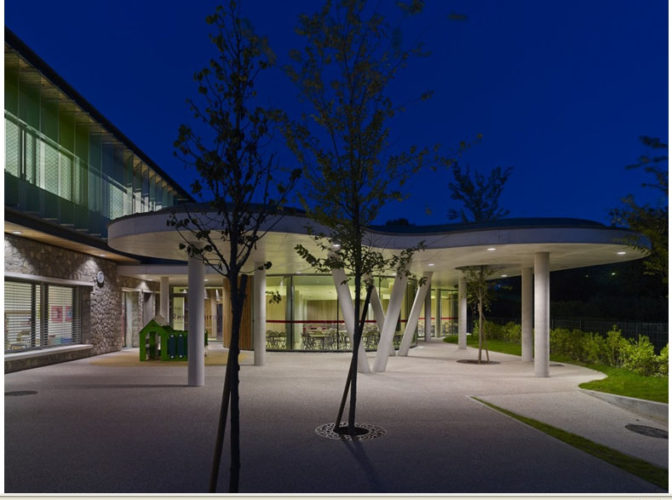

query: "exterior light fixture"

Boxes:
[487, 247, 496, 252]
[617, 251, 627, 255]
[428, 263, 435, 267]
[204, 279, 209, 282]
[332, 243, 341, 250]
[12, 231, 22, 235]
[501, 274, 508, 278]
[98, 253, 106, 258]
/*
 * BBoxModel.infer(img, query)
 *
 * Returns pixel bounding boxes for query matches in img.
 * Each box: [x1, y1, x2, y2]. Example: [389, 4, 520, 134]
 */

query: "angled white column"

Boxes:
[534, 252, 550, 377]
[159, 276, 170, 322]
[424, 282, 432, 341]
[373, 270, 408, 372]
[399, 272, 433, 356]
[253, 263, 266, 366]
[521, 267, 533, 362]
[187, 256, 205, 386]
[332, 268, 371, 374]
[458, 276, 467, 349]
[370, 285, 386, 333]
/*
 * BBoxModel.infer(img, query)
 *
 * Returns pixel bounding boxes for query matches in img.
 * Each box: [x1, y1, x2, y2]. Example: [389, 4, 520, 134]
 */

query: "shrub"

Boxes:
[502, 322, 521, 342]
[657, 344, 669, 376]
[550, 328, 586, 360]
[623, 336, 659, 376]
[582, 332, 607, 365]
[604, 327, 629, 367]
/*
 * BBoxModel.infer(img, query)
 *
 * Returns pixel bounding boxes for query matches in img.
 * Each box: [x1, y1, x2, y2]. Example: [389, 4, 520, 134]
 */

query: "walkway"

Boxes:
[4, 340, 668, 493]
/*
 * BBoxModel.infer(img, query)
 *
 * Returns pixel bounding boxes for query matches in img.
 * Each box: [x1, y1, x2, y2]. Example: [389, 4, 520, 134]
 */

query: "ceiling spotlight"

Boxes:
[12, 231, 22, 235]
[617, 251, 627, 255]
[98, 253, 106, 257]
[501, 274, 508, 278]
[487, 247, 496, 252]
[204, 279, 209, 282]
[428, 263, 435, 267]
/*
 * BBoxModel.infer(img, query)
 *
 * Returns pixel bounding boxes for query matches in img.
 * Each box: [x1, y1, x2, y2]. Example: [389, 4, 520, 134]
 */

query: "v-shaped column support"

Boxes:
[331, 268, 371, 374]
[398, 272, 433, 356]
[373, 269, 408, 372]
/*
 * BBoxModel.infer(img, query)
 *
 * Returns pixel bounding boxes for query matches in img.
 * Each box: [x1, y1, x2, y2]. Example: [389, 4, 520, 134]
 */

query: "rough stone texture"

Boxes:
[5, 234, 158, 359]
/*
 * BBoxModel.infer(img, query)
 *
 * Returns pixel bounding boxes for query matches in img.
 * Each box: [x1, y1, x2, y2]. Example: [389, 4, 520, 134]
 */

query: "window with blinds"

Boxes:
[5, 281, 38, 351]
[4, 280, 81, 353]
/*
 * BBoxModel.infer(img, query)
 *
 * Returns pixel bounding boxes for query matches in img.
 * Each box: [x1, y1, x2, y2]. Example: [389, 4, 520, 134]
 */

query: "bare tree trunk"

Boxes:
[335, 285, 373, 433]
[209, 356, 233, 492]
[482, 310, 490, 362]
[228, 274, 247, 493]
[478, 296, 483, 364]
[209, 274, 247, 493]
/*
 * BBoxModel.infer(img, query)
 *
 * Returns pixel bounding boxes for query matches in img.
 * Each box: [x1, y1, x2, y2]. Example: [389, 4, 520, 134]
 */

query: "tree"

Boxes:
[449, 163, 513, 359]
[284, 0, 429, 436]
[462, 265, 494, 362]
[611, 136, 668, 285]
[168, 2, 298, 492]
[447, 164, 513, 222]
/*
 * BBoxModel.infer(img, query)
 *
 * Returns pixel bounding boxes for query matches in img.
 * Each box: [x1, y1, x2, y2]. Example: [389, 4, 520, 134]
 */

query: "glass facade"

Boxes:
[169, 274, 420, 352]
[266, 274, 417, 352]
[419, 288, 458, 337]
[5, 47, 186, 237]
[5, 279, 80, 353]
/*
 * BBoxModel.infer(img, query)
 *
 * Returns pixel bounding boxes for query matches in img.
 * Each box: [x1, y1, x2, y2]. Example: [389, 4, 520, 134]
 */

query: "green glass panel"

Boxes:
[5, 118, 20, 177]
[58, 110, 75, 151]
[5, 66, 19, 115]
[18, 80, 40, 129]
[41, 99, 58, 140]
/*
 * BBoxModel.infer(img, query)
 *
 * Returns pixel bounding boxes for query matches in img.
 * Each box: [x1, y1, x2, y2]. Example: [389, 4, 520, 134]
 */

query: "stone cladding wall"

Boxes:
[5, 234, 157, 356]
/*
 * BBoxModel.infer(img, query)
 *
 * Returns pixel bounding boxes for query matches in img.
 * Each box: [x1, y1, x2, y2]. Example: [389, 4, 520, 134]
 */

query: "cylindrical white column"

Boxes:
[424, 284, 432, 341]
[458, 276, 467, 349]
[253, 263, 266, 366]
[534, 253, 550, 377]
[521, 267, 533, 362]
[160, 276, 170, 323]
[188, 256, 205, 386]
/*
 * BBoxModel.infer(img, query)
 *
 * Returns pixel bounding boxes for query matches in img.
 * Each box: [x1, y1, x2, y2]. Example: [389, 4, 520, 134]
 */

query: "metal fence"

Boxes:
[483, 317, 669, 352]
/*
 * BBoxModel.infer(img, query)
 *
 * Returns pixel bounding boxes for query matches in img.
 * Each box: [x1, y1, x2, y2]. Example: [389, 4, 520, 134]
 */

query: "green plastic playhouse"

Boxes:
[139, 320, 207, 361]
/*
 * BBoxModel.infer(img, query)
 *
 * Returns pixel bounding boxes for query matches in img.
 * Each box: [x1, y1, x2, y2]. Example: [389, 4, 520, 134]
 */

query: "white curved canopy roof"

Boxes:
[108, 207, 647, 287]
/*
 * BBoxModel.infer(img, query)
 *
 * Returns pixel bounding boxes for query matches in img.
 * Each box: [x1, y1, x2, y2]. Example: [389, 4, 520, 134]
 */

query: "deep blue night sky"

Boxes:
[5, 0, 668, 226]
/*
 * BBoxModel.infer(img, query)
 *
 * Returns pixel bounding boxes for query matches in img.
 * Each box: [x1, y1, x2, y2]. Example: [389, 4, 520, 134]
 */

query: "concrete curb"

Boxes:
[580, 388, 668, 424]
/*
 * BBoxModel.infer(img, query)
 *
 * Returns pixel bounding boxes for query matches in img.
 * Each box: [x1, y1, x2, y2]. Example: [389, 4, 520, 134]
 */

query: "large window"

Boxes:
[265, 274, 415, 352]
[4, 279, 81, 353]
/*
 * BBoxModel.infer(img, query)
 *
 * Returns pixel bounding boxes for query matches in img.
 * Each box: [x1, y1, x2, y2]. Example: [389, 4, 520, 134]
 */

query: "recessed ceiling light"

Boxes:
[204, 279, 209, 282]
[428, 263, 435, 267]
[617, 251, 627, 255]
[501, 274, 508, 278]
[12, 231, 22, 235]
[487, 247, 496, 252]
[98, 254, 106, 257]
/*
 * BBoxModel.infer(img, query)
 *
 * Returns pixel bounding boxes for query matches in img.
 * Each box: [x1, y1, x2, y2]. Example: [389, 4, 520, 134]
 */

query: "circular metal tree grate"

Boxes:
[5, 390, 38, 397]
[457, 359, 500, 365]
[625, 424, 668, 439]
[315, 422, 387, 441]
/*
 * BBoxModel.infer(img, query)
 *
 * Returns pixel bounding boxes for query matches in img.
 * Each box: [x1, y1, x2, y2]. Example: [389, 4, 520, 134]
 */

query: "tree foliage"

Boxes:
[284, 0, 429, 434]
[611, 136, 668, 285]
[447, 164, 514, 222]
[168, 1, 298, 492]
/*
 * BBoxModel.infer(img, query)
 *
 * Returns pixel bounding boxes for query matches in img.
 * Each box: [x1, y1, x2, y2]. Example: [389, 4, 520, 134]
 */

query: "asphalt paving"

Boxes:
[4, 340, 668, 493]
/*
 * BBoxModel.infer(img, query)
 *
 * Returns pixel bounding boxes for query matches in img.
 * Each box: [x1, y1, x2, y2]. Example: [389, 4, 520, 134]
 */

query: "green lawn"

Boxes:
[444, 335, 668, 403]
[472, 397, 668, 489]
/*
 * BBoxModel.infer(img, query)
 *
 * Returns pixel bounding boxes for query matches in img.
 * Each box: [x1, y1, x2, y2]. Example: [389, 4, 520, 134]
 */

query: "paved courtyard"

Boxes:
[4, 340, 668, 493]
